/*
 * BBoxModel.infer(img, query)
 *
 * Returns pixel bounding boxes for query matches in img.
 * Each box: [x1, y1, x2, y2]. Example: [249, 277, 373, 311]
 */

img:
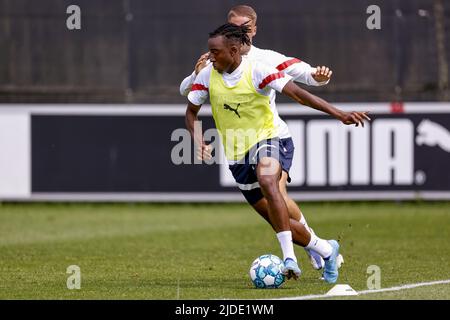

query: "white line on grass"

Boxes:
[276, 279, 450, 300]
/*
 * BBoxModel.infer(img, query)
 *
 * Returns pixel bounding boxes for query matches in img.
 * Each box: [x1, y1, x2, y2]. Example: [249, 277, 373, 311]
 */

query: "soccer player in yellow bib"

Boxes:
[185, 23, 370, 283]
[181, 5, 338, 273]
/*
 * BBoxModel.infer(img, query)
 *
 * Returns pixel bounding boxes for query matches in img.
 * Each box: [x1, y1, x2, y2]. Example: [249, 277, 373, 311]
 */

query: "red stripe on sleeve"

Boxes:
[276, 58, 302, 71]
[258, 72, 285, 89]
[191, 84, 209, 92]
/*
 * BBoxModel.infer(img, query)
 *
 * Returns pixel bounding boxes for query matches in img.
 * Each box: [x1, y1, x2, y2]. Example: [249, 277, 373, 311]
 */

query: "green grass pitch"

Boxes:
[0, 201, 449, 299]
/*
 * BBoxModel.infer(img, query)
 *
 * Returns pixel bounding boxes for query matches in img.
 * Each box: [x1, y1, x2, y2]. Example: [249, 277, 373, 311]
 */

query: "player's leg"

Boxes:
[279, 138, 331, 270]
[252, 138, 334, 271]
[228, 139, 338, 282]
[279, 171, 301, 221]
[279, 172, 317, 237]
[278, 138, 313, 229]
[252, 197, 310, 246]
[256, 158, 289, 232]
[255, 155, 301, 279]
[232, 175, 311, 247]
[252, 195, 340, 264]
[228, 152, 300, 280]
[279, 171, 325, 270]
[278, 138, 311, 228]
[279, 172, 344, 274]
[280, 137, 341, 282]
[247, 184, 341, 282]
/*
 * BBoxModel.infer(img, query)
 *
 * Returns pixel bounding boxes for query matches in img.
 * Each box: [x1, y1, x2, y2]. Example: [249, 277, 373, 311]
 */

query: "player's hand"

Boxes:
[194, 52, 210, 75]
[312, 66, 333, 83]
[340, 111, 371, 127]
[196, 143, 212, 161]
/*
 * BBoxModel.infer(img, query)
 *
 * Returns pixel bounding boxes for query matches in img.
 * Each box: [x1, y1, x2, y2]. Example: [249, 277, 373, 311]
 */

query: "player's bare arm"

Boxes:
[185, 102, 212, 160]
[282, 81, 371, 127]
[312, 65, 333, 83]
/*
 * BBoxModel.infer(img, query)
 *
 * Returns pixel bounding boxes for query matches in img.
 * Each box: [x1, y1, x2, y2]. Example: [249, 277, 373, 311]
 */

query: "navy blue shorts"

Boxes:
[228, 137, 295, 205]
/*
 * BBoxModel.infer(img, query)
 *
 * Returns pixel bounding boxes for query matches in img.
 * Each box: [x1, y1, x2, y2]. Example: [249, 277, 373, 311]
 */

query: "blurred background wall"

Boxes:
[0, 0, 449, 104]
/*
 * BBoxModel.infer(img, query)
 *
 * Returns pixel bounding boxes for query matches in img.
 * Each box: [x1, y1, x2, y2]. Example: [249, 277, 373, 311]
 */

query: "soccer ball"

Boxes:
[249, 254, 286, 289]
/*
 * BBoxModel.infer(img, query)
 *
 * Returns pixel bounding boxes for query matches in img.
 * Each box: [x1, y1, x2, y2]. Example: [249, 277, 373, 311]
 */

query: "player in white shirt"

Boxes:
[181, 5, 340, 272]
[179, 45, 330, 96]
[186, 23, 370, 282]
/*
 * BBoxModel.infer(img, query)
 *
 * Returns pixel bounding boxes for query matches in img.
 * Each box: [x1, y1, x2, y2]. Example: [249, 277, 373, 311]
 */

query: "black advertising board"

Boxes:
[22, 103, 450, 201]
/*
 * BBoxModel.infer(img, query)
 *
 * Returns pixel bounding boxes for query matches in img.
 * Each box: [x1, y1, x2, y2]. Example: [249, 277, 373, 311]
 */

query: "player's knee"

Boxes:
[257, 157, 280, 177]
[257, 158, 281, 195]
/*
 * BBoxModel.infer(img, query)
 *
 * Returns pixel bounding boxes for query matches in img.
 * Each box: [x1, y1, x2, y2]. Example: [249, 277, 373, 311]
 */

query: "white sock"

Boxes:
[305, 233, 333, 259]
[299, 214, 308, 228]
[276, 231, 297, 262]
[299, 214, 316, 235]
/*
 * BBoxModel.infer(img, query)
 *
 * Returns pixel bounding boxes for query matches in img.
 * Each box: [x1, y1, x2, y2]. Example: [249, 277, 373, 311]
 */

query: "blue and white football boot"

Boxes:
[322, 240, 340, 284]
[282, 258, 302, 280]
[304, 248, 325, 270]
[305, 249, 344, 271]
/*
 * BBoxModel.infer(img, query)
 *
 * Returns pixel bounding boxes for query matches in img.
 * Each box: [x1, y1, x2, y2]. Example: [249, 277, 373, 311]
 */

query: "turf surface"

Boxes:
[0, 202, 449, 299]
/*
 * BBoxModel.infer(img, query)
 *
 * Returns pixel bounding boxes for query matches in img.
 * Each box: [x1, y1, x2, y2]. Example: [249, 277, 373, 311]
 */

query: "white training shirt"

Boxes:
[188, 57, 292, 139]
[181, 45, 329, 138]
[180, 45, 328, 96]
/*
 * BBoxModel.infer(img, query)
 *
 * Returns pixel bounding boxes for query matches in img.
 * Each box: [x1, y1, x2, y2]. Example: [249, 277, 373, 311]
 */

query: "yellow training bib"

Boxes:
[209, 62, 277, 161]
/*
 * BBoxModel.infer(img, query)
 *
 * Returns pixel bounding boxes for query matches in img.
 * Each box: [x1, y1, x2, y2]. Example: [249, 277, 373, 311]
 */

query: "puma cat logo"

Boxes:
[416, 119, 450, 153]
[223, 103, 241, 118]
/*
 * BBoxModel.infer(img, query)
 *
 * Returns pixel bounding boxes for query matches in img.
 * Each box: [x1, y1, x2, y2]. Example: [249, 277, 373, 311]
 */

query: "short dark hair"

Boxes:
[209, 23, 251, 46]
